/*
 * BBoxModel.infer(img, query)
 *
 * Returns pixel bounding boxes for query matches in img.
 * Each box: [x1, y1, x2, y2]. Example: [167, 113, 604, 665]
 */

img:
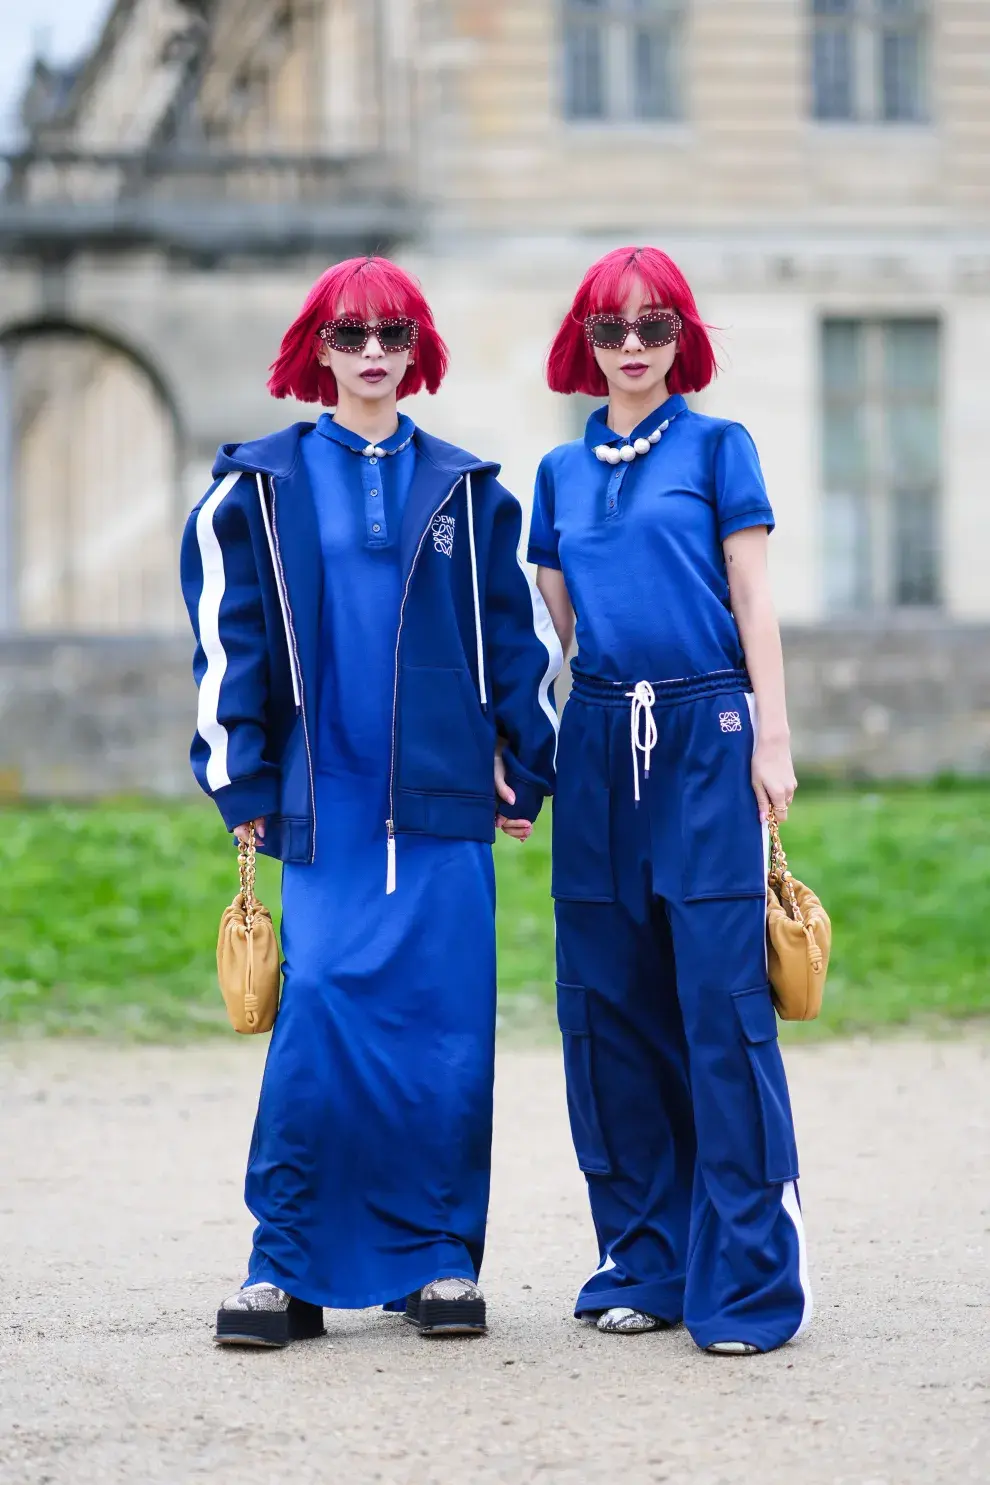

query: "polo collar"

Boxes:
[583, 394, 687, 452]
[315, 411, 416, 455]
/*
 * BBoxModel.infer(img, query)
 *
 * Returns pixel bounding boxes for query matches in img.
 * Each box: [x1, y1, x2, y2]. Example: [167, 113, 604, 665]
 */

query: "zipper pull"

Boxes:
[386, 821, 396, 895]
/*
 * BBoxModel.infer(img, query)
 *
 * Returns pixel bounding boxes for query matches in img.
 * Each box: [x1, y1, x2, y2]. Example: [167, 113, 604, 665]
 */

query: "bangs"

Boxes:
[325, 259, 421, 322]
[583, 247, 680, 315]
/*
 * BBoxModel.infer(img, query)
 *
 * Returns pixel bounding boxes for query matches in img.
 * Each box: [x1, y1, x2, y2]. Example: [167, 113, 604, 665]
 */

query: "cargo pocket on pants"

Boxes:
[731, 985, 800, 1184]
[556, 983, 611, 1176]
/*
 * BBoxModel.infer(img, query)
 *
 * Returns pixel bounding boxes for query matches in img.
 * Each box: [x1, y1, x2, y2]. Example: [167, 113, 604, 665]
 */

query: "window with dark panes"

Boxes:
[811, 0, 929, 123]
[822, 319, 940, 613]
[563, 0, 684, 122]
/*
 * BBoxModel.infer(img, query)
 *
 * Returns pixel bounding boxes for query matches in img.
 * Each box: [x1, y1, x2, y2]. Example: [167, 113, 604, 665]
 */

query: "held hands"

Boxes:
[495, 737, 533, 842]
[751, 735, 797, 823]
[234, 818, 266, 846]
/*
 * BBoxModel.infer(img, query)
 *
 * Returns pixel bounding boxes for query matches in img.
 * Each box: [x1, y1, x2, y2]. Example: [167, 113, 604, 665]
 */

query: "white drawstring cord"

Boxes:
[465, 472, 487, 706]
[626, 681, 657, 803]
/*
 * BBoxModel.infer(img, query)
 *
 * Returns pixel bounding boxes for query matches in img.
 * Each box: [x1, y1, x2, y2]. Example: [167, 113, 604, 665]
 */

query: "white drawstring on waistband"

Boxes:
[626, 680, 657, 803]
[465, 472, 487, 706]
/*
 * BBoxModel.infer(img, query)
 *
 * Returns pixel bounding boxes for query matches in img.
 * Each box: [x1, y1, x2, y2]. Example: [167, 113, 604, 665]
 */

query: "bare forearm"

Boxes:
[536, 567, 576, 657]
[733, 588, 789, 742]
[723, 526, 796, 817]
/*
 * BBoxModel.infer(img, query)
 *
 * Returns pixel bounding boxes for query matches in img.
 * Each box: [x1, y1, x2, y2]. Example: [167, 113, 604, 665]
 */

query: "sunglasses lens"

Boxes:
[333, 321, 368, 350]
[638, 314, 678, 348]
[377, 321, 413, 351]
[590, 318, 628, 348]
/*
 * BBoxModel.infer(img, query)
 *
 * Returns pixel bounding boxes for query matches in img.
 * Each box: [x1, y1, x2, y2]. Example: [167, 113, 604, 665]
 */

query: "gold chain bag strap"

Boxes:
[216, 824, 281, 1034]
[765, 806, 831, 1021]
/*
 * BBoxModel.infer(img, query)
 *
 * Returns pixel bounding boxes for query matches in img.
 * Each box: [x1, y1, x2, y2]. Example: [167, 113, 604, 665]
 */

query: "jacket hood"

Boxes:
[213, 422, 314, 480]
[213, 422, 501, 482]
[412, 427, 500, 480]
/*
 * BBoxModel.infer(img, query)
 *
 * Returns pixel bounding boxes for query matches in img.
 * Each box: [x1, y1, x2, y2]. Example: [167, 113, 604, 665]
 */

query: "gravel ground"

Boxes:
[1, 1034, 988, 1485]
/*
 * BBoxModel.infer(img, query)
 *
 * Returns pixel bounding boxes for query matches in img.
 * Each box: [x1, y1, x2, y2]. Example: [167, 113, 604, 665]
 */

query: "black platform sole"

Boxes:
[215, 1297, 326, 1348]
[405, 1291, 487, 1336]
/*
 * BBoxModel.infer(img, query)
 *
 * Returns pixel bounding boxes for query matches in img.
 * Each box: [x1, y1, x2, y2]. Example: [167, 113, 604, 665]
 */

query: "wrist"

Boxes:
[756, 725, 791, 747]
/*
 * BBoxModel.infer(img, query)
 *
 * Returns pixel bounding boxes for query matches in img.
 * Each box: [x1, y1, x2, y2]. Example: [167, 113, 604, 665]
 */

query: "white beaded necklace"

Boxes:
[593, 411, 678, 466]
[357, 432, 415, 459]
[330, 416, 415, 459]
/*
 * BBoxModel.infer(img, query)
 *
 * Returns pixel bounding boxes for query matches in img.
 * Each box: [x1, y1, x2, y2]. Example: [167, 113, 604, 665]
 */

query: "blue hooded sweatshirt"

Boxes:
[180, 422, 561, 865]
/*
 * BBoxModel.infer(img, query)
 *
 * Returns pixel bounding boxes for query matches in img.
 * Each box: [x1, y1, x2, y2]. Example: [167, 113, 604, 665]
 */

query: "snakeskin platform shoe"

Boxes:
[404, 1278, 487, 1337]
[214, 1282, 326, 1348]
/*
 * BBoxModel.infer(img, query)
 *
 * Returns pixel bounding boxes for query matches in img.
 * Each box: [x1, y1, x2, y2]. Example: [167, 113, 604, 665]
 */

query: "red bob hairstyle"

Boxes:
[268, 256, 449, 405]
[547, 246, 717, 398]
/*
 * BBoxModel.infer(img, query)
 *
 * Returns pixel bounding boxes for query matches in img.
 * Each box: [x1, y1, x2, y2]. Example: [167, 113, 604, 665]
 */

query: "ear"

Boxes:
[315, 339, 331, 367]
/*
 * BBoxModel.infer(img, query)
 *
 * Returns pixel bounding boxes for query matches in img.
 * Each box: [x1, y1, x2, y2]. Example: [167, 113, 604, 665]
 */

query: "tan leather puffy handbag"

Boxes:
[766, 807, 831, 1022]
[216, 824, 281, 1034]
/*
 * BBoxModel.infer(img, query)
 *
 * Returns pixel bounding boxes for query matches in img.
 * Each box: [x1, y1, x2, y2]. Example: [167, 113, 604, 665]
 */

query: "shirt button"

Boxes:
[370, 489, 379, 497]
[372, 523, 382, 533]
[369, 457, 378, 465]
[608, 498, 616, 509]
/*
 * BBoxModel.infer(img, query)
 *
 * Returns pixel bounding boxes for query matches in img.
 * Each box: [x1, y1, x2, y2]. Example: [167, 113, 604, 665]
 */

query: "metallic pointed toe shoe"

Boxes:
[214, 1282, 326, 1348]
[705, 1340, 760, 1356]
[596, 1307, 669, 1335]
[406, 1278, 487, 1337]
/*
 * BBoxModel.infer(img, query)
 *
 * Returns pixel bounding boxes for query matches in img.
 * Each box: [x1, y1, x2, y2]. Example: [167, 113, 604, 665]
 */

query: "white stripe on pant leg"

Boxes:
[514, 546, 563, 764]
[586, 1251, 616, 1285]
[745, 692, 769, 869]
[781, 1180, 813, 1337]
[746, 692, 770, 972]
[747, 693, 810, 1337]
[195, 472, 240, 790]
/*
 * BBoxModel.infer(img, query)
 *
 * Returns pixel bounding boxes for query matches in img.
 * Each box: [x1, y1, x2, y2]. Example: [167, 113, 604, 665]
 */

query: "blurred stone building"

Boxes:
[1, 0, 989, 790]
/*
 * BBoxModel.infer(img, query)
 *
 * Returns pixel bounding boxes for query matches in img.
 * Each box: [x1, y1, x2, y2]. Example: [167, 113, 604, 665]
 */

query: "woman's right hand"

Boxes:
[234, 818, 266, 846]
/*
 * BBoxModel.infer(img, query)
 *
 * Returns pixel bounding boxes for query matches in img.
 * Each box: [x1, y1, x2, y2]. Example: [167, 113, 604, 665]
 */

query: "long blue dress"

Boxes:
[243, 413, 497, 1310]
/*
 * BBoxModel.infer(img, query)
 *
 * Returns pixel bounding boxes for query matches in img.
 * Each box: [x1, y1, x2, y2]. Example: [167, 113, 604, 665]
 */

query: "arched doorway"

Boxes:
[0, 321, 183, 633]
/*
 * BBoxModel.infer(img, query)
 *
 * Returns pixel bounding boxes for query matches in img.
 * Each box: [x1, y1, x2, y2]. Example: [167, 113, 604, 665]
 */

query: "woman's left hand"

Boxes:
[494, 738, 533, 842]
[752, 735, 797, 822]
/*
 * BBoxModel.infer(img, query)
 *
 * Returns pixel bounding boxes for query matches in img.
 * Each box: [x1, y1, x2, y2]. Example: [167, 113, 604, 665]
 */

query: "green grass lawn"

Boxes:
[2, 788, 988, 1039]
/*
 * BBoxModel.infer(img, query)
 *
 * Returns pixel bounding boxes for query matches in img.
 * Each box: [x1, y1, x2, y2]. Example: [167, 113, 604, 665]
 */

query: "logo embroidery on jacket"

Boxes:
[719, 711, 742, 733]
[432, 513, 455, 558]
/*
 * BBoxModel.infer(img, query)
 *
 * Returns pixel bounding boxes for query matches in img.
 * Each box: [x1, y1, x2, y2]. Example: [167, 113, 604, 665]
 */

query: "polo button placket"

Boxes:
[362, 457, 388, 546]
[605, 463, 628, 520]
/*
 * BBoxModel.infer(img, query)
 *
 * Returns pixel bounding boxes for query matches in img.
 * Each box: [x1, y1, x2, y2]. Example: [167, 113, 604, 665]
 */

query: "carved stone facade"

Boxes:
[1, 0, 988, 778]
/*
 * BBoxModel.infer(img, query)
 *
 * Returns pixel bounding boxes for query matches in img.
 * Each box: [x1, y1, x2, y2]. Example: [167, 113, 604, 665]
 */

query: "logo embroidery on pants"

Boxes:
[431, 514, 455, 558]
[719, 711, 742, 733]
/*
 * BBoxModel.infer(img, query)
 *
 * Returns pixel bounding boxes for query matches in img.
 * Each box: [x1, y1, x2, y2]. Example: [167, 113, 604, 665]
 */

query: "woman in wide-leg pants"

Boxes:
[529, 244, 811, 1355]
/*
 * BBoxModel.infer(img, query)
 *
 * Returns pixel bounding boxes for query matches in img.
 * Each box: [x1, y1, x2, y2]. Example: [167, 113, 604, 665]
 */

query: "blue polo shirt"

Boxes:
[301, 412, 417, 777]
[527, 395, 774, 684]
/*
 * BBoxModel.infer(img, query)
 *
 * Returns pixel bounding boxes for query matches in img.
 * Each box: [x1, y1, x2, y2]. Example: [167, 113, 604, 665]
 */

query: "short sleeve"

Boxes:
[714, 423, 775, 542]
[527, 456, 561, 570]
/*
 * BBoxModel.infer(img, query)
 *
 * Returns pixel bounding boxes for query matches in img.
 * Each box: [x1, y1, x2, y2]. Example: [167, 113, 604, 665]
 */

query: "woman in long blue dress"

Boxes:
[181, 257, 561, 1345]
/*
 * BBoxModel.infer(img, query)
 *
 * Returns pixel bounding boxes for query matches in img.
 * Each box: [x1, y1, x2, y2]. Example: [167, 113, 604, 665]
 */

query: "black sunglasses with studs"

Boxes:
[318, 317, 420, 354]
[584, 309, 682, 351]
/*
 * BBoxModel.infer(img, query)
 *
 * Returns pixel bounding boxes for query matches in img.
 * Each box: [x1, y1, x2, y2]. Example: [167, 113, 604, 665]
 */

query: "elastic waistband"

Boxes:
[570, 667, 750, 709]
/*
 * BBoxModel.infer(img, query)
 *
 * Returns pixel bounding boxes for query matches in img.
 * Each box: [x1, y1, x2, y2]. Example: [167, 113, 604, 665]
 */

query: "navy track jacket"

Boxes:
[180, 422, 562, 865]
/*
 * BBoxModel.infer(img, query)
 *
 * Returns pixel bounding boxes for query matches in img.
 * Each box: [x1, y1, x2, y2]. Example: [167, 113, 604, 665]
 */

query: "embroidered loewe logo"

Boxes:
[432, 513, 455, 557]
[719, 711, 743, 733]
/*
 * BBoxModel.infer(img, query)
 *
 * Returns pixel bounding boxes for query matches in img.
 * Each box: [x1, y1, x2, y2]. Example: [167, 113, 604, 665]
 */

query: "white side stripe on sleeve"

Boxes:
[515, 545, 563, 763]
[195, 472, 241, 790]
[465, 473, 487, 706]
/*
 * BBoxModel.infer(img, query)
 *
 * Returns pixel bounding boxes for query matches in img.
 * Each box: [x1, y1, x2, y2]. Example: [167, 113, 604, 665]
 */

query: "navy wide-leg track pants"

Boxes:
[553, 670, 812, 1353]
